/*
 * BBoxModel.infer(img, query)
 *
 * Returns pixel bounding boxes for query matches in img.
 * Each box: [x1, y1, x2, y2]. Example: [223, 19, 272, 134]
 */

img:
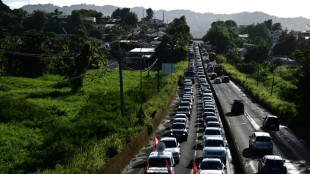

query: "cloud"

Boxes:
[8, 1, 29, 9]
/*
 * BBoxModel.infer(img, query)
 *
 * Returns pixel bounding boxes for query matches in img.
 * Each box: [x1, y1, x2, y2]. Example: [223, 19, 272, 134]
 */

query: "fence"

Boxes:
[97, 85, 178, 174]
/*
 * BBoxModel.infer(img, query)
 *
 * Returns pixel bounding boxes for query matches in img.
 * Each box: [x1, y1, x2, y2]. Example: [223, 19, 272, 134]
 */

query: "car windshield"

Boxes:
[172, 124, 185, 129]
[265, 159, 284, 166]
[161, 140, 177, 148]
[256, 136, 271, 142]
[205, 117, 218, 122]
[180, 103, 189, 107]
[149, 158, 172, 167]
[204, 129, 221, 135]
[205, 140, 224, 147]
[200, 161, 223, 170]
[174, 119, 185, 123]
[268, 117, 279, 123]
[207, 123, 220, 128]
[178, 108, 189, 112]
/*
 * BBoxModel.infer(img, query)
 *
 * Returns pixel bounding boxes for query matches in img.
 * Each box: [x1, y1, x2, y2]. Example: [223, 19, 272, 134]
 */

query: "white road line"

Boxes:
[244, 111, 261, 130]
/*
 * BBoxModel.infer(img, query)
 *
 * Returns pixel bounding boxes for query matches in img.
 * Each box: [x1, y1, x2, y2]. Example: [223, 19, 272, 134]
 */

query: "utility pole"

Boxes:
[270, 71, 275, 96]
[118, 44, 125, 117]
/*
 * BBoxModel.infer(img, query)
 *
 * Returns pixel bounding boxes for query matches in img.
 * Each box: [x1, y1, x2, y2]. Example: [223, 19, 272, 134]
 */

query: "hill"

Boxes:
[22, 4, 310, 38]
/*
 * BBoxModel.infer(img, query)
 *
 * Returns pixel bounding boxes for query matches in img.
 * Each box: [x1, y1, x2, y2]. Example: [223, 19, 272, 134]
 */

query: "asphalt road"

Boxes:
[122, 42, 235, 174]
[204, 55, 310, 174]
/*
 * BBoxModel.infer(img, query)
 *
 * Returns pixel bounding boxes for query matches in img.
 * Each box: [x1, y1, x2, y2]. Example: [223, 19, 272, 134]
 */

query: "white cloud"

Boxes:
[7, 1, 28, 9]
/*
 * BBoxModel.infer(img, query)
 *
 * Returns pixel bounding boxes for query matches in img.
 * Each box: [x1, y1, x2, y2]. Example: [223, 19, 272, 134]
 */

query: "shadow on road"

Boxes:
[242, 148, 265, 159]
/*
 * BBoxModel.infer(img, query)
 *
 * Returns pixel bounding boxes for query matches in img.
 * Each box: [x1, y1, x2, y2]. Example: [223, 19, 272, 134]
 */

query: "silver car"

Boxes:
[249, 132, 273, 154]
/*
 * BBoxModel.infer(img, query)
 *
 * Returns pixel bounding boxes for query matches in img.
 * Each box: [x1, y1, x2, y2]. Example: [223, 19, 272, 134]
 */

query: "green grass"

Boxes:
[0, 61, 187, 173]
[219, 55, 298, 123]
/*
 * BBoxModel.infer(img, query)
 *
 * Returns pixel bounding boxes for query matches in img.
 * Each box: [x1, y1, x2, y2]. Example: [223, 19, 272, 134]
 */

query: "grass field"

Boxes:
[0, 61, 187, 173]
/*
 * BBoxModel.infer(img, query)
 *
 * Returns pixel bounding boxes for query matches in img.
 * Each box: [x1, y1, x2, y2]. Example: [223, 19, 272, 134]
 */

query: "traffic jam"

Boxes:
[144, 42, 231, 174]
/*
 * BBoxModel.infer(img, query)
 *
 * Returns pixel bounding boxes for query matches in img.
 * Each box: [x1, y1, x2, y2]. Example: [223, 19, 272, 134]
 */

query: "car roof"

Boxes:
[254, 132, 271, 137]
[172, 122, 186, 126]
[205, 137, 224, 141]
[205, 127, 221, 130]
[174, 118, 187, 121]
[264, 155, 283, 160]
[266, 115, 278, 118]
[201, 158, 222, 162]
[207, 121, 220, 124]
[149, 151, 173, 158]
[160, 137, 177, 141]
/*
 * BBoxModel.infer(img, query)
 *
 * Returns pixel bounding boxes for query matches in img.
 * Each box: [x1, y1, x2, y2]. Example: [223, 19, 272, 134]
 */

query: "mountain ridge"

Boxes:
[22, 4, 310, 38]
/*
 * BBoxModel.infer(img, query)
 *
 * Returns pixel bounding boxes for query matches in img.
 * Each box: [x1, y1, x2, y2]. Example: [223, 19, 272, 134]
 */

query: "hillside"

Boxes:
[22, 4, 310, 38]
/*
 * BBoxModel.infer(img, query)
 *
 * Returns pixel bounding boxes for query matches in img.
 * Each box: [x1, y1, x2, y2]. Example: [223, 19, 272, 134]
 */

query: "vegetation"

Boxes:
[0, 61, 187, 173]
[154, 16, 191, 63]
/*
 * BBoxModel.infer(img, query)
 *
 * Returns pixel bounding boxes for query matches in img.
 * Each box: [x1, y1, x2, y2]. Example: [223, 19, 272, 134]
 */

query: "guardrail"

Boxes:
[97, 85, 178, 174]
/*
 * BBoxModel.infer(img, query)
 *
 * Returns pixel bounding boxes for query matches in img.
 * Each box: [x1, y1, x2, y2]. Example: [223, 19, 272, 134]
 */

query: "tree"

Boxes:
[225, 49, 242, 64]
[70, 43, 91, 93]
[225, 20, 237, 27]
[271, 23, 282, 31]
[273, 31, 297, 56]
[23, 10, 48, 32]
[145, 8, 154, 21]
[264, 19, 272, 30]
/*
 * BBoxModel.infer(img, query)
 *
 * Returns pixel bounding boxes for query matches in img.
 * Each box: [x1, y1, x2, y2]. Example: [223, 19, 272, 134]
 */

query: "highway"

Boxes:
[122, 42, 235, 174]
[203, 48, 310, 174]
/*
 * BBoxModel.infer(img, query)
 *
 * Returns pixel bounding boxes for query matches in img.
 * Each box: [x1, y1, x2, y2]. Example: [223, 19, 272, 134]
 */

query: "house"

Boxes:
[124, 48, 156, 69]
[271, 56, 296, 65]
[147, 31, 166, 38]
[269, 30, 282, 47]
[146, 19, 164, 26]
[83, 17, 96, 23]
[105, 24, 121, 28]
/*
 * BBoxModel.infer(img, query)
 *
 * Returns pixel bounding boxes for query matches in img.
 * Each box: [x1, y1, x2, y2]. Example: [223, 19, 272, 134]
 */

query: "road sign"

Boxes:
[162, 63, 175, 74]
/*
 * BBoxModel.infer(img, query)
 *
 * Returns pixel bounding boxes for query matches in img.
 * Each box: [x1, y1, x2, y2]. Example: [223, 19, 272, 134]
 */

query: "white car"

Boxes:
[173, 118, 189, 128]
[146, 151, 175, 174]
[198, 158, 225, 174]
[202, 137, 227, 163]
[160, 137, 181, 163]
[249, 132, 273, 154]
[202, 127, 223, 142]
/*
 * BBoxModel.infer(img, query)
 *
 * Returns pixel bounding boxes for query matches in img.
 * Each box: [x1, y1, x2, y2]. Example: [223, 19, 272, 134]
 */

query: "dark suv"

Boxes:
[231, 100, 244, 115]
[263, 115, 280, 131]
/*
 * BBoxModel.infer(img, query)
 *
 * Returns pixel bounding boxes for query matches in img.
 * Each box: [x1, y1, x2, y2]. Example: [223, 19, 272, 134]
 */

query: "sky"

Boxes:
[3, 0, 310, 19]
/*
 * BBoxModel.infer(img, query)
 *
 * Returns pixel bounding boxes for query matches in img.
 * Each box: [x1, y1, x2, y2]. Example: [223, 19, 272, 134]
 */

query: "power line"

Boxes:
[0, 48, 79, 58]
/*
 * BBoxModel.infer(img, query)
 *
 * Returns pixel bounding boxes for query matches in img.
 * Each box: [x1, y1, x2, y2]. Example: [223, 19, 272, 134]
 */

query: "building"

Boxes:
[124, 48, 156, 69]
[146, 19, 164, 26]
[83, 17, 96, 23]
[271, 56, 296, 65]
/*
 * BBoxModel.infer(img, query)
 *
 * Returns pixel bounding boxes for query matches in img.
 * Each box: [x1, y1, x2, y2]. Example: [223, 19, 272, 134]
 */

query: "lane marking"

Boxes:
[244, 111, 260, 130]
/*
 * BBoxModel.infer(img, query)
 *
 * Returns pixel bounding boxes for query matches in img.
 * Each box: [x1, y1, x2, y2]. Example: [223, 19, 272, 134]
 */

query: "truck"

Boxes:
[209, 52, 216, 61]
[214, 64, 223, 76]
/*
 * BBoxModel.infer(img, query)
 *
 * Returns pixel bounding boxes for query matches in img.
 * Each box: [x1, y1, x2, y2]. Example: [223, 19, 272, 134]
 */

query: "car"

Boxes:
[170, 123, 188, 140]
[231, 99, 244, 115]
[174, 114, 189, 120]
[204, 116, 220, 127]
[202, 137, 227, 163]
[222, 76, 229, 83]
[179, 101, 192, 110]
[146, 151, 175, 174]
[198, 158, 226, 174]
[249, 132, 273, 154]
[173, 118, 189, 128]
[176, 107, 191, 117]
[258, 155, 287, 174]
[263, 115, 280, 131]
[205, 59, 210, 63]
[206, 121, 222, 129]
[208, 66, 214, 72]
[202, 112, 217, 119]
[210, 73, 217, 80]
[203, 108, 216, 114]
[214, 78, 222, 84]
[180, 100, 192, 111]
[202, 127, 223, 142]
[159, 137, 181, 163]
